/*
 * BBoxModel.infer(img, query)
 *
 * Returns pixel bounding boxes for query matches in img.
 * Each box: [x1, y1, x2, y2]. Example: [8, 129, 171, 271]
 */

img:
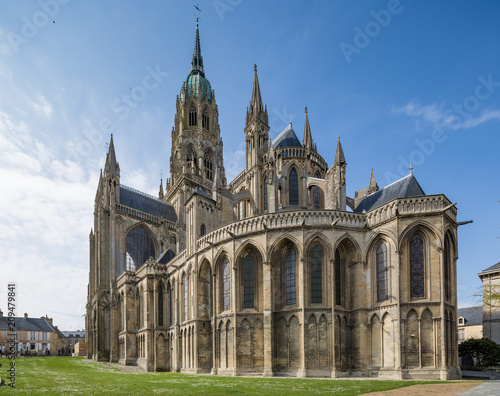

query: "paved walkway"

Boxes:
[458, 381, 500, 395]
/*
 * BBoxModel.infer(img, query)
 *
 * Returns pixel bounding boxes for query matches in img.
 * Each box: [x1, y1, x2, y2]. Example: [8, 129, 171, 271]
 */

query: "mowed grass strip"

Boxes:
[0, 357, 470, 395]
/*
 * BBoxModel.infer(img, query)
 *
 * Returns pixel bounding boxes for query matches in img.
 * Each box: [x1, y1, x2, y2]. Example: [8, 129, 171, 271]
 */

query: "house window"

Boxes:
[458, 328, 465, 342]
[202, 107, 210, 130]
[285, 248, 296, 306]
[335, 249, 341, 305]
[458, 318, 464, 325]
[311, 245, 322, 304]
[376, 242, 388, 302]
[243, 254, 255, 309]
[189, 104, 197, 126]
[222, 257, 231, 311]
[410, 234, 425, 298]
[289, 168, 298, 205]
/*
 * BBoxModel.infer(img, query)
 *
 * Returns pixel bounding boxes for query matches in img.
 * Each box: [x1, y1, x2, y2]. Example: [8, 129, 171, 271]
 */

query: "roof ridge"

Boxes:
[121, 185, 167, 204]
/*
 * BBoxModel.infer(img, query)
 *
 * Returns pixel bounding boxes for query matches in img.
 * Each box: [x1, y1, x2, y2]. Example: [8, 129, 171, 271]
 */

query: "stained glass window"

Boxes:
[335, 249, 341, 305]
[222, 257, 231, 311]
[289, 168, 298, 206]
[158, 284, 164, 326]
[311, 245, 322, 303]
[314, 186, 320, 209]
[444, 237, 450, 301]
[189, 104, 197, 126]
[263, 178, 268, 211]
[126, 227, 155, 271]
[285, 248, 296, 306]
[376, 243, 388, 302]
[410, 234, 425, 298]
[204, 151, 213, 180]
[243, 254, 255, 308]
[183, 274, 188, 321]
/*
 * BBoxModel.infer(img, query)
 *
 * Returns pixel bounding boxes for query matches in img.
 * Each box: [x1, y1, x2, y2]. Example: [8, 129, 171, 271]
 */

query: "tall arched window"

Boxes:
[202, 107, 210, 130]
[167, 282, 172, 326]
[200, 224, 206, 237]
[138, 289, 143, 329]
[335, 249, 341, 305]
[410, 234, 425, 298]
[189, 104, 197, 126]
[222, 257, 231, 311]
[158, 284, 164, 326]
[263, 177, 268, 211]
[444, 237, 451, 302]
[183, 273, 188, 321]
[311, 245, 322, 304]
[376, 242, 388, 302]
[289, 168, 299, 205]
[204, 151, 213, 180]
[314, 186, 320, 209]
[126, 226, 155, 271]
[285, 248, 296, 306]
[243, 254, 255, 309]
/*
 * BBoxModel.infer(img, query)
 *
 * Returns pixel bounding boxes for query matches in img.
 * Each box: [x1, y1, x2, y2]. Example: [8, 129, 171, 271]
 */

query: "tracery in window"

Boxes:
[335, 249, 341, 305]
[204, 151, 213, 180]
[202, 107, 210, 130]
[243, 254, 255, 309]
[289, 168, 298, 206]
[189, 104, 197, 126]
[314, 185, 320, 209]
[186, 147, 197, 170]
[376, 242, 388, 302]
[126, 227, 155, 271]
[285, 248, 296, 306]
[311, 245, 322, 304]
[410, 234, 425, 298]
[222, 257, 231, 311]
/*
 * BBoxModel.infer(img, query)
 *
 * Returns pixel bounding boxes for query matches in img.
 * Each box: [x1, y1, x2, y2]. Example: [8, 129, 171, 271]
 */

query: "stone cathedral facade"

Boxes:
[86, 22, 461, 380]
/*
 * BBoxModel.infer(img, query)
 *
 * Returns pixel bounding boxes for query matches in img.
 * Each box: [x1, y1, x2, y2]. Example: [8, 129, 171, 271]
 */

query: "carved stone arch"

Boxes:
[268, 233, 303, 260]
[282, 160, 303, 177]
[125, 223, 158, 271]
[370, 312, 381, 324]
[236, 242, 263, 311]
[213, 248, 233, 270]
[304, 231, 332, 258]
[235, 240, 265, 263]
[365, 230, 398, 262]
[399, 220, 441, 252]
[269, 235, 300, 309]
[334, 232, 362, 260]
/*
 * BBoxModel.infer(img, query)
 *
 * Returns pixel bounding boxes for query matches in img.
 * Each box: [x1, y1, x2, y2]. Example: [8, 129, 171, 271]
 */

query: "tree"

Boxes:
[458, 338, 500, 367]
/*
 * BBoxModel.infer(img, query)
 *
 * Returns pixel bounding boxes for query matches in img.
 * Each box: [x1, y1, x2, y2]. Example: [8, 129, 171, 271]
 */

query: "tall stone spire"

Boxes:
[302, 106, 314, 150]
[246, 64, 268, 126]
[368, 168, 379, 194]
[334, 136, 346, 166]
[190, 16, 204, 77]
[104, 134, 120, 175]
[159, 178, 164, 199]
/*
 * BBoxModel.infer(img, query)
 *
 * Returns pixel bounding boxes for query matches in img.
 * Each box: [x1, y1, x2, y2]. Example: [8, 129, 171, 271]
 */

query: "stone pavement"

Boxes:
[458, 381, 500, 395]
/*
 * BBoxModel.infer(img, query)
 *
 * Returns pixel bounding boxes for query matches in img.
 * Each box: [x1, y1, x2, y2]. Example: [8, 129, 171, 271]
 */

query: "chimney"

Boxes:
[24, 313, 28, 319]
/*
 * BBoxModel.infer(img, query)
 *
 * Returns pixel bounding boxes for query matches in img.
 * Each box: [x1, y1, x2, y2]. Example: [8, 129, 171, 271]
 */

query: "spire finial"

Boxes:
[305, 106, 308, 113]
[254, 64, 257, 72]
[409, 162, 413, 175]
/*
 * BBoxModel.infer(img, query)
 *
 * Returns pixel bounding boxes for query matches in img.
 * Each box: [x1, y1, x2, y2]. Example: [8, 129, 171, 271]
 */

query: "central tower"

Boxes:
[165, 18, 225, 247]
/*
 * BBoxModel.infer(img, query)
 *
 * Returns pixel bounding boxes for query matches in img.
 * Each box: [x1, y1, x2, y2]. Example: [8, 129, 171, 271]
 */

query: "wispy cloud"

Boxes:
[392, 101, 500, 131]
[32, 94, 53, 118]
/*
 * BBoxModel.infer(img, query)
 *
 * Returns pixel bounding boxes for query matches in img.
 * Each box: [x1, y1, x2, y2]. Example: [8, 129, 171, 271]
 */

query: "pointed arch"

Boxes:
[237, 243, 263, 311]
[202, 106, 210, 130]
[382, 312, 394, 368]
[269, 236, 300, 310]
[310, 244, 323, 304]
[370, 313, 382, 368]
[410, 233, 425, 298]
[125, 224, 156, 271]
[252, 318, 264, 369]
[376, 241, 389, 302]
[405, 309, 419, 367]
[186, 144, 197, 172]
[203, 149, 213, 181]
[198, 260, 212, 320]
[189, 103, 197, 126]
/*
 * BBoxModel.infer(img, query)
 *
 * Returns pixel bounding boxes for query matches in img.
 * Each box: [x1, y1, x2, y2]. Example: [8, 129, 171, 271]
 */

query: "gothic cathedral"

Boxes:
[86, 21, 461, 380]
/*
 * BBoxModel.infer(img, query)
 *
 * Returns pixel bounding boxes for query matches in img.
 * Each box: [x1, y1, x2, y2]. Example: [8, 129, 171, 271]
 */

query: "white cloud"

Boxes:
[392, 101, 500, 131]
[32, 94, 53, 118]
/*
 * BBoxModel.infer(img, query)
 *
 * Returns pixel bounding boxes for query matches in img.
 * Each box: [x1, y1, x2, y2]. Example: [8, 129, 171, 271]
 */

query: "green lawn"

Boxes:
[0, 357, 472, 395]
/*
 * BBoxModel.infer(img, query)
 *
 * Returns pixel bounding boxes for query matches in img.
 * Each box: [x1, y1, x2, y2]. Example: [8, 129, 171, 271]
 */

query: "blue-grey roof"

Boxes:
[157, 248, 175, 264]
[457, 307, 483, 326]
[272, 123, 302, 149]
[354, 173, 425, 213]
[481, 262, 500, 274]
[62, 331, 85, 337]
[120, 186, 177, 222]
[193, 188, 214, 201]
[0, 317, 55, 332]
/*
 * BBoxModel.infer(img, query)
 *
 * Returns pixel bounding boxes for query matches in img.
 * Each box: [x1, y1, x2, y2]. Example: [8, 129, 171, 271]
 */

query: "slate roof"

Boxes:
[480, 262, 500, 274]
[120, 185, 177, 222]
[354, 173, 426, 213]
[157, 248, 175, 265]
[0, 317, 55, 332]
[272, 123, 302, 149]
[457, 307, 483, 326]
[62, 331, 85, 338]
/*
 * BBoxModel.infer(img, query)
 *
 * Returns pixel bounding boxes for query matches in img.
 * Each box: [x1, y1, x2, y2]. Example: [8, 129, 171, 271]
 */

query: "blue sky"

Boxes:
[0, 0, 499, 330]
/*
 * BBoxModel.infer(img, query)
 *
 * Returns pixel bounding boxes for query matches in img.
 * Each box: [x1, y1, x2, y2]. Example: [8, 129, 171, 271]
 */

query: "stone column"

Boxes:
[297, 257, 306, 378]
[262, 261, 273, 376]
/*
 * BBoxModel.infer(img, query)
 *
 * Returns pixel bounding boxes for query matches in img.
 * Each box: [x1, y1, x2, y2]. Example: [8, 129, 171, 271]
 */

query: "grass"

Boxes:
[0, 357, 475, 395]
